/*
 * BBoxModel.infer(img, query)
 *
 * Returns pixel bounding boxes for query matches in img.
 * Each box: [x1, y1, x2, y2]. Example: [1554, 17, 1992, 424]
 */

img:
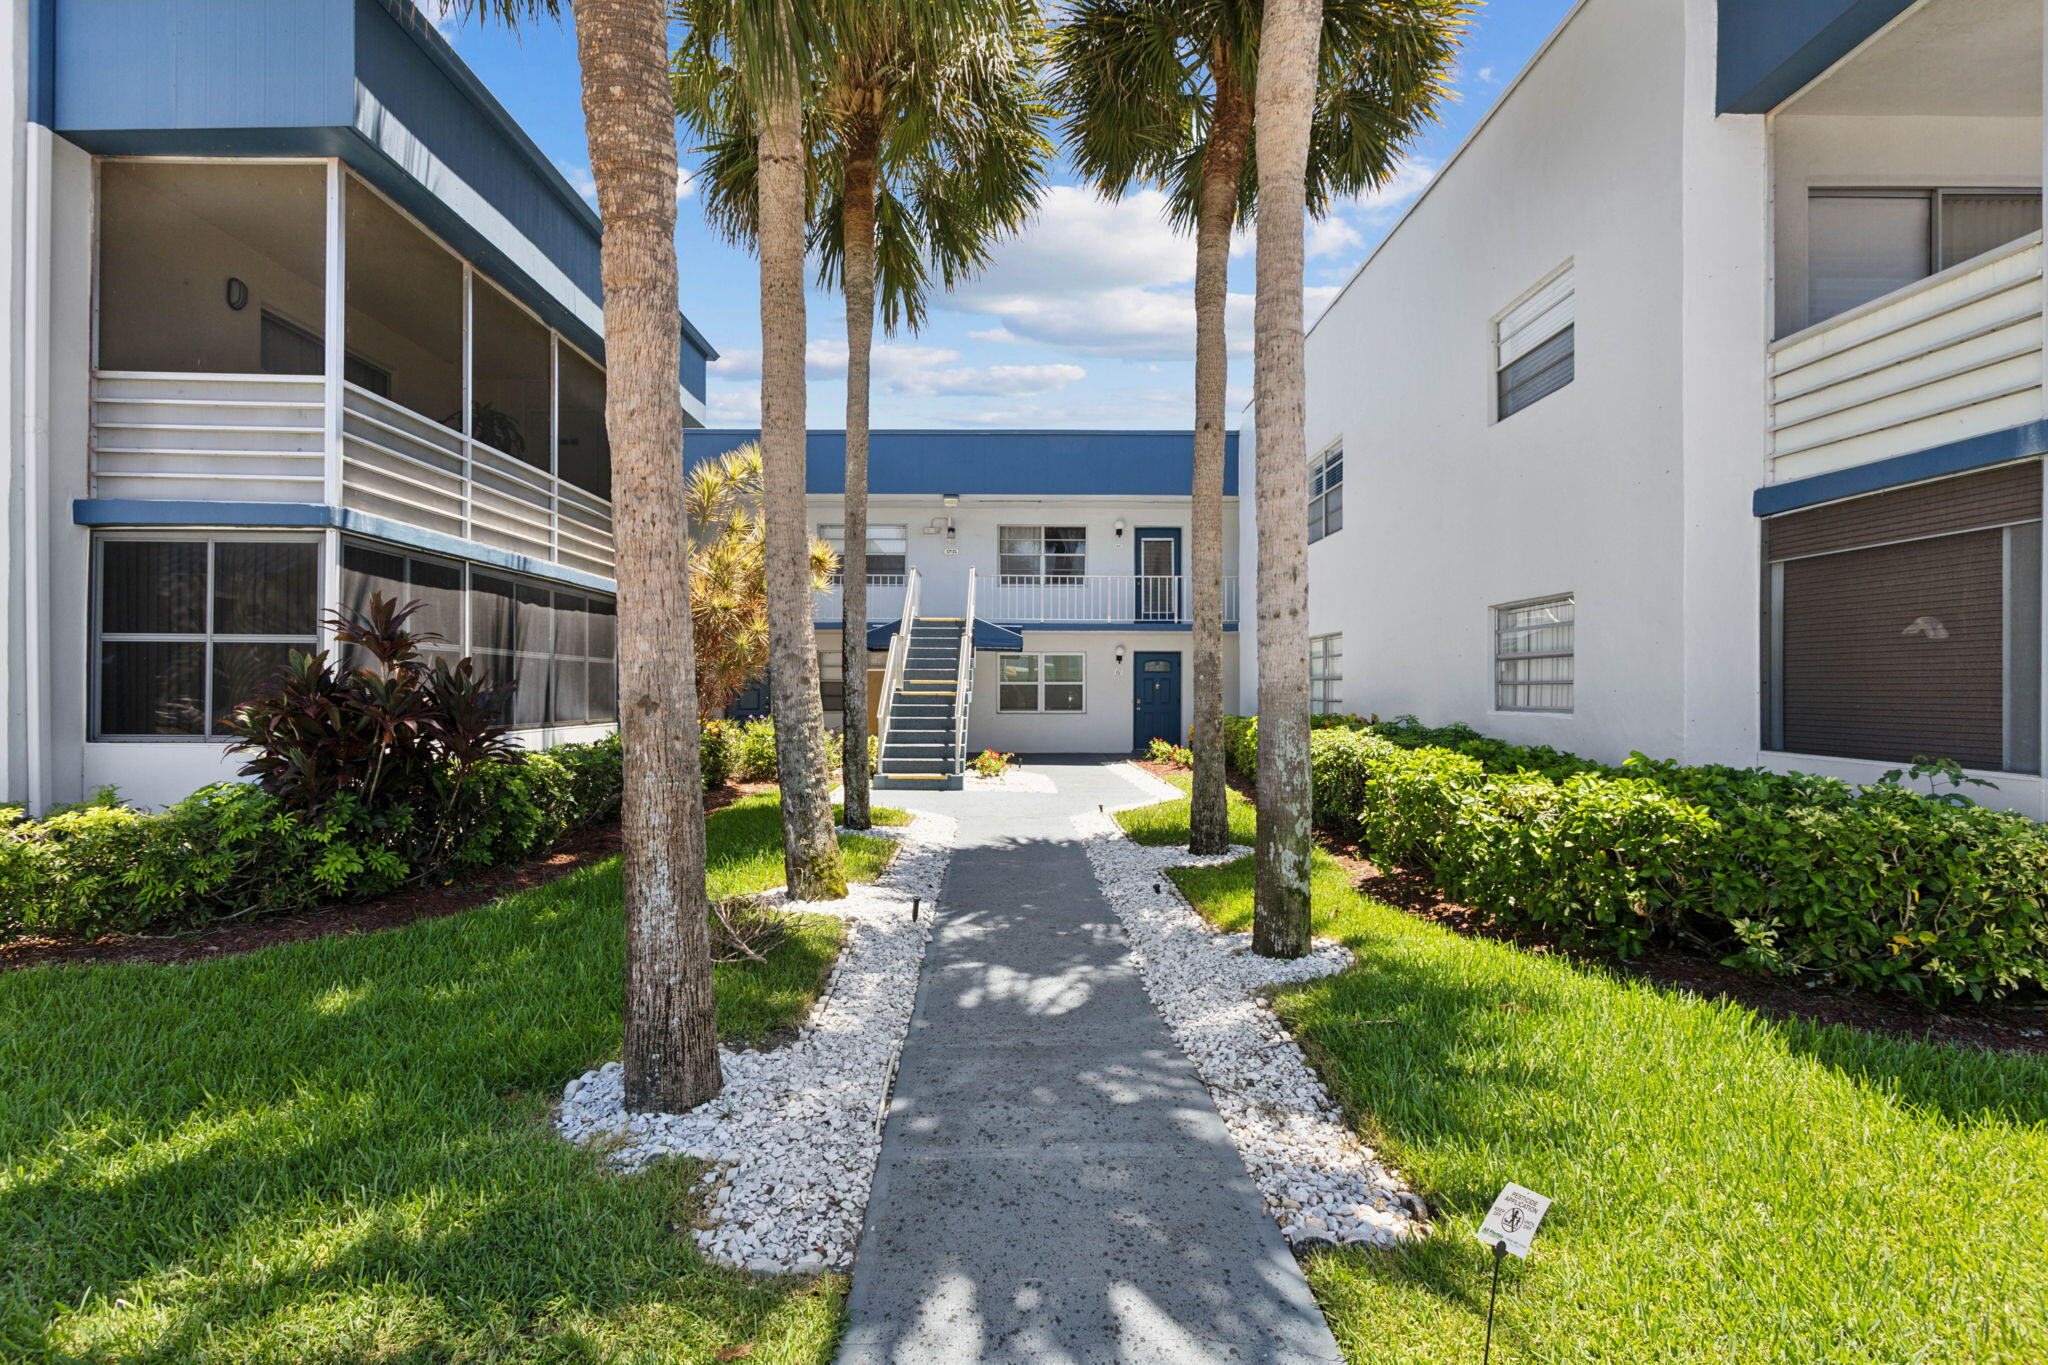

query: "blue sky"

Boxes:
[438, 1, 1577, 430]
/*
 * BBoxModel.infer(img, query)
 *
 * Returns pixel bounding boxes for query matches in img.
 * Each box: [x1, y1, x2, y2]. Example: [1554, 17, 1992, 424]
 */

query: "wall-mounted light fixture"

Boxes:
[1114, 643, 1127, 667]
[942, 492, 959, 508]
[224, 277, 249, 311]
[1114, 518, 1126, 538]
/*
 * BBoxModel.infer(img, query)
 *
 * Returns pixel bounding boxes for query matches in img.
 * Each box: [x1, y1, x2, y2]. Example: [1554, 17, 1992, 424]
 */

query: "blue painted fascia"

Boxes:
[692, 429, 1240, 498]
[72, 499, 618, 593]
[1753, 421, 2048, 516]
[982, 621, 1240, 634]
[1716, 0, 1916, 114]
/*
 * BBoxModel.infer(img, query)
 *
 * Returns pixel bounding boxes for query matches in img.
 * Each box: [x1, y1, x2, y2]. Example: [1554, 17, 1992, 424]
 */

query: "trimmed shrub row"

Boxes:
[1222, 715, 2048, 1001]
[2, 734, 627, 943]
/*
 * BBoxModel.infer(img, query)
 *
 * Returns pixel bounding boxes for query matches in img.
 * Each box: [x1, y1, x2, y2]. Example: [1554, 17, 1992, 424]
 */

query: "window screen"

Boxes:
[997, 653, 1084, 711]
[95, 536, 319, 738]
[1496, 267, 1575, 419]
[1309, 445, 1343, 544]
[1493, 594, 1574, 713]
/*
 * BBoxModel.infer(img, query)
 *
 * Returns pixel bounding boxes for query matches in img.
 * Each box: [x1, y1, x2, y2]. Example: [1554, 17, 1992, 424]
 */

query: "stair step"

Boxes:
[881, 758, 953, 774]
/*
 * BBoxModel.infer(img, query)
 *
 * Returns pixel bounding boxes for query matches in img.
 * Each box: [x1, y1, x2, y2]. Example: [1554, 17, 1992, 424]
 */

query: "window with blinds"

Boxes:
[1495, 264, 1575, 420]
[1806, 188, 2042, 327]
[1763, 462, 2043, 774]
[1493, 594, 1574, 713]
[818, 523, 908, 579]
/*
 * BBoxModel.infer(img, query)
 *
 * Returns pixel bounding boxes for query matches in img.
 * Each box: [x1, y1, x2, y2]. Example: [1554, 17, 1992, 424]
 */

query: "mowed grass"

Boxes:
[0, 794, 905, 1363]
[1123, 776, 2048, 1363]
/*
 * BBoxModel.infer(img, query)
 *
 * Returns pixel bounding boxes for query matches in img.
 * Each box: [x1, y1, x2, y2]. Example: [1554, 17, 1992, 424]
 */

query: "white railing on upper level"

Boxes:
[873, 568, 922, 758]
[812, 573, 908, 625]
[1769, 231, 2044, 483]
[977, 573, 1240, 625]
[952, 568, 977, 775]
[88, 372, 327, 503]
[87, 372, 615, 577]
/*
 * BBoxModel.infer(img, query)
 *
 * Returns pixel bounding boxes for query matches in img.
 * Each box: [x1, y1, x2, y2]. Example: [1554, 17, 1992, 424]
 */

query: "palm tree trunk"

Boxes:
[758, 79, 848, 901]
[569, 0, 721, 1108]
[838, 112, 882, 831]
[1250, 0, 1321, 958]
[1190, 60, 1250, 858]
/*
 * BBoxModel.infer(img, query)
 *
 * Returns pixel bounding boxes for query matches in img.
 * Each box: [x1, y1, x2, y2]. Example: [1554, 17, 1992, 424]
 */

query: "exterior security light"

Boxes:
[1115, 643, 1127, 666]
[943, 493, 959, 507]
[1114, 518, 1126, 537]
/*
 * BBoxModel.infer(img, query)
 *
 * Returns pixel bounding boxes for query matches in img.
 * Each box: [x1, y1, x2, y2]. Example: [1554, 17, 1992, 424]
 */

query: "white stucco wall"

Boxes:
[805, 493, 1241, 621]
[1289, 0, 1691, 764]
[964, 628, 1237, 756]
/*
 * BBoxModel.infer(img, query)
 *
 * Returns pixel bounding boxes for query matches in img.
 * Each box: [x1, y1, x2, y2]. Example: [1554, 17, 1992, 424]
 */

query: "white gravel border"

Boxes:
[1081, 762, 1428, 1249]
[966, 767, 1057, 792]
[553, 811, 955, 1275]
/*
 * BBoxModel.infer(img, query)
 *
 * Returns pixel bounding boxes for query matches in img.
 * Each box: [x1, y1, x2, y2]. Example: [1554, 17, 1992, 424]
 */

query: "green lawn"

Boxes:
[0, 794, 904, 1363]
[1124, 776, 2048, 1364]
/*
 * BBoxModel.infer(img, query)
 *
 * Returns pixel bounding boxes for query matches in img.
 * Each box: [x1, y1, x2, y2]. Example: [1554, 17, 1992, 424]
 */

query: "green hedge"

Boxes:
[1223, 715, 2048, 1002]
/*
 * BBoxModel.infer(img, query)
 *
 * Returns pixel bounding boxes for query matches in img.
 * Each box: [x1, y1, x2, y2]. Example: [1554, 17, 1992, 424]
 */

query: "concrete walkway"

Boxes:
[838, 759, 1342, 1365]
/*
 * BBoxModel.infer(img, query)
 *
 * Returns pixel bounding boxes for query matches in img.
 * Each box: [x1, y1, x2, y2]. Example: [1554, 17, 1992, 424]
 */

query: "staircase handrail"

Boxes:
[952, 568, 976, 776]
[873, 567, 922, 765]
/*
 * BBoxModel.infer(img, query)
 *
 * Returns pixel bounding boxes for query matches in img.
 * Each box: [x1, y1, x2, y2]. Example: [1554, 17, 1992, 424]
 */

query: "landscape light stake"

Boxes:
[911, 896, 920, 922]
[1483, 1238, 1507, 1365]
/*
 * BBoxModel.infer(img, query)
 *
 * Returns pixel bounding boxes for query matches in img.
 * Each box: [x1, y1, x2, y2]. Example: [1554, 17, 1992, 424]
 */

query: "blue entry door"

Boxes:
[1132, 652, 1182, 750]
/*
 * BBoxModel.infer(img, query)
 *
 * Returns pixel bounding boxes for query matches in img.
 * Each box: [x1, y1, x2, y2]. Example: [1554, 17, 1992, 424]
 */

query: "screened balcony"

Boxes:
[88, 160, 617, 577]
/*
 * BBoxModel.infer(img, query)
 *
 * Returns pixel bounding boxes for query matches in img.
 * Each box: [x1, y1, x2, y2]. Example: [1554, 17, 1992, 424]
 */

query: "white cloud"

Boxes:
[1306, 216, 1366, 259]
[1477, 66, 1497, 84]
[555, 162, 697, 206]
[707, 388, 761, 425]
[968, 326, 1021, 344]
[1347, 158, 1438, 222]
[710, 340, 1085, 400]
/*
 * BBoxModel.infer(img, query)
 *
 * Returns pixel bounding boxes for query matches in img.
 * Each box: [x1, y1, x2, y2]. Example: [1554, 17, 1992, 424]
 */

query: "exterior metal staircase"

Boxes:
[872, 570, 977, 791]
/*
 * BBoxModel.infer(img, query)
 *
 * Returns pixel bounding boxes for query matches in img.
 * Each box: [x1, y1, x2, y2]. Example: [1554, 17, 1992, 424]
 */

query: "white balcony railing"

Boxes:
[1770, 231, 2044, 482]
[813, 573, 908, 625]
[88, 372, 615, 576]
[978, 573, 1239, 625]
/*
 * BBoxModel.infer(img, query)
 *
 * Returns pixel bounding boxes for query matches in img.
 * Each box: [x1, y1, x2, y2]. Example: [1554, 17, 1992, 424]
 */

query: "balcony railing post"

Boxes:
[321, 161, 346, 507]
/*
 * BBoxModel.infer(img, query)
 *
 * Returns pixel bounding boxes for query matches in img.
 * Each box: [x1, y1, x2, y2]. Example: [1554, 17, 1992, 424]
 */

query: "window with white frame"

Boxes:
[999, 526, 1086, 583]
[1309, 444, 1343, 544]
[997, 653, 1084, 712]
[1309, 634, 1344, 714]
[818, 523, 909, 579]
[1493, 594, 1574, 713]
[1806, 188, 2043, 327]
[94, 534, 320, 738]
[340, 540, 618, 729]
[1496, 265, 1575, 419]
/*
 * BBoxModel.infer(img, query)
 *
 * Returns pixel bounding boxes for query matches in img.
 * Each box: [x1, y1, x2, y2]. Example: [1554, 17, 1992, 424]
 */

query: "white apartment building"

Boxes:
[1, 0, 717, 811]
[1244, 0, 2048, 817]
[690, 429, 1244, 785]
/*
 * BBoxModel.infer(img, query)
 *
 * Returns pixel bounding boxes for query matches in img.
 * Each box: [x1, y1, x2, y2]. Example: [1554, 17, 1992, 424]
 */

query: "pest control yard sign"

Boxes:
[1476, 1183, 1550, 1259]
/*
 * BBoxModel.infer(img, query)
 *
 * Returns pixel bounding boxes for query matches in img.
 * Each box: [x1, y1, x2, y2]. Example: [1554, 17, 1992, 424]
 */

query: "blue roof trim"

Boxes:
[1753, 421, 2048, 516]
[692, 429, 1240, 497]
[1716, 0, 1916, 114]
[861, 621, 1028, 651]
[981, 622, 1239, 634]
[72, 499, 617, 593]
[27, 0, 56, 126]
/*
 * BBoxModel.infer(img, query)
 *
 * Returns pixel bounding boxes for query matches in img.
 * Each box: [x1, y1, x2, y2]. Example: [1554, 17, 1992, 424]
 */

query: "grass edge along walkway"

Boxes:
[0, 794, 906, 1364]
[1120, 772, 2048, 1364]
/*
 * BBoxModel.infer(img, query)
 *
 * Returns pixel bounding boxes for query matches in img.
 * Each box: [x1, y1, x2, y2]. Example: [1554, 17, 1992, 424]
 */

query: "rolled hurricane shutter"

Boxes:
[1496, 265, 1575, 418]
[1764, 461, 2042, 772]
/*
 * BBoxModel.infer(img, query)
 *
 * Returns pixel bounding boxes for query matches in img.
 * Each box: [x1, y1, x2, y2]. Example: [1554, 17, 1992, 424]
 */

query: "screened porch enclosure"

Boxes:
[89, 159, 616, 577]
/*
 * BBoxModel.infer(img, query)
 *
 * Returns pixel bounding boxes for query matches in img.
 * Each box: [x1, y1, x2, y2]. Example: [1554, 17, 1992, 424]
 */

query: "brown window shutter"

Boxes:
[1765, 461, 2041, 562]
[1778, 529, 2006, 769]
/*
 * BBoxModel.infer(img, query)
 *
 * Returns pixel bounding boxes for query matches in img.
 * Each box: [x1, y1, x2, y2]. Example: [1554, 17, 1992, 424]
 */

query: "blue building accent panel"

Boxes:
[1752, 421, 2048, 516]
[1717, 0, 1916, 113]
[690, 430, 1240, 498]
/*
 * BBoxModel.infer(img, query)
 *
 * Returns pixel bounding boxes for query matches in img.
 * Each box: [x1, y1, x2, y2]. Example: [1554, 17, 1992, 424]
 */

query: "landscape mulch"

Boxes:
[1133, 759, 2048, 1057]
[0, 781, 778, 973]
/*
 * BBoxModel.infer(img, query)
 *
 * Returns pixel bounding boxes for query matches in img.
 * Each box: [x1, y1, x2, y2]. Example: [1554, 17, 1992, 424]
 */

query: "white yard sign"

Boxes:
[1475, 1183, 1551, 1259]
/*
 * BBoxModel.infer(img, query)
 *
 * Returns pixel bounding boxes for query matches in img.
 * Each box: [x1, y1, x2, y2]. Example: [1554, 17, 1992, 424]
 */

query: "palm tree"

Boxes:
[1051, 0, 1467, 862]
[685, 442, 840, 717]
[674, 0, 846, 900]
[471, 0, 720, 1111]
[1250, 0, 1321, 957]
[680, 1, 1049, 830]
